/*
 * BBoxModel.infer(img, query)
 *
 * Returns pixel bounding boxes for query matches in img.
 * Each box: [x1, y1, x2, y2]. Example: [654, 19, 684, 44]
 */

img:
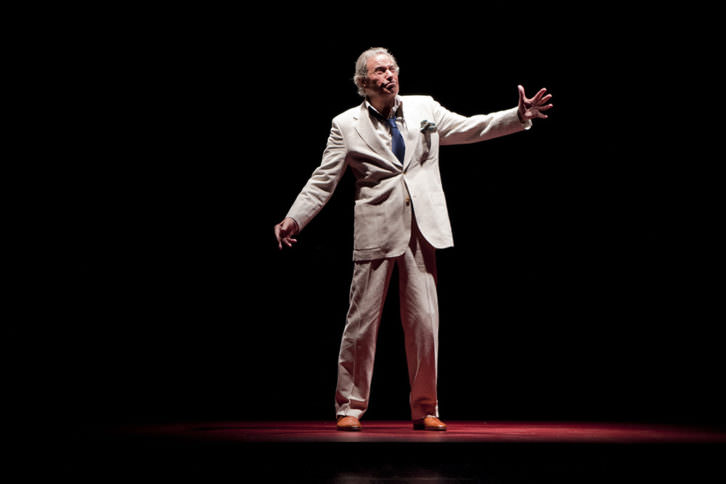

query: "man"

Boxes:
[274, 47, 552, 431]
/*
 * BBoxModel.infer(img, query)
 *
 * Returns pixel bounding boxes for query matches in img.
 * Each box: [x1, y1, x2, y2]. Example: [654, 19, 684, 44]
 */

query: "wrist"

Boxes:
[288, 217, 300, 233]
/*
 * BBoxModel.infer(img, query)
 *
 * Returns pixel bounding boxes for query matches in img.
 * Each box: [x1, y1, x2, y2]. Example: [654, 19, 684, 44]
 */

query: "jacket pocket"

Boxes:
[353, 205, 386, 250]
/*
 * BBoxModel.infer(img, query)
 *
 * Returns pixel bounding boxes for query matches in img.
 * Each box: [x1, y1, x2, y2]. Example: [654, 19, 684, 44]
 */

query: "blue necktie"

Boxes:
[369, 107, 405, 164]
[386, 117, 405, 164]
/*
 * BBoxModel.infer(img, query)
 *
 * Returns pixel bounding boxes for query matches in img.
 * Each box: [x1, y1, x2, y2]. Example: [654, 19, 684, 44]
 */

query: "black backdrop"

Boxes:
[48, 6, 723, 426]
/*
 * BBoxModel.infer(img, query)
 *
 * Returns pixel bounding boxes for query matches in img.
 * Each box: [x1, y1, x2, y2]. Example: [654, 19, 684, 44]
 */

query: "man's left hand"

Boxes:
[517, 85, 553, 122]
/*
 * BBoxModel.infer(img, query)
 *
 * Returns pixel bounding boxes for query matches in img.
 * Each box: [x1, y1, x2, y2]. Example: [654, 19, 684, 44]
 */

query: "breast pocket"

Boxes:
[421, 131, 439, 162]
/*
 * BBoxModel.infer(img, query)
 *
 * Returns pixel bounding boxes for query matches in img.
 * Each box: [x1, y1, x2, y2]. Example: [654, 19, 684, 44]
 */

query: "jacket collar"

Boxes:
[364, 96, 402, 120]
[353, 96, 412, 169]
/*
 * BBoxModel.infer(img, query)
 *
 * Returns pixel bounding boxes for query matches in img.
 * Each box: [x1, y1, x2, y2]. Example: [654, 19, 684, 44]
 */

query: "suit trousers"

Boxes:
[335, 221, 440, 421]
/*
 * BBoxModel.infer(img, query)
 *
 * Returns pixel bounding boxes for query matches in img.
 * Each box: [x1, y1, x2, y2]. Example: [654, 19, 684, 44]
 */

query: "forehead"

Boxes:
[367, 53, 395, 70]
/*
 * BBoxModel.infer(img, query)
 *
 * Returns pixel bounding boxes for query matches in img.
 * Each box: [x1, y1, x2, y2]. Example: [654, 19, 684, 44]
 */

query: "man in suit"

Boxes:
[274, 47, 552, 431]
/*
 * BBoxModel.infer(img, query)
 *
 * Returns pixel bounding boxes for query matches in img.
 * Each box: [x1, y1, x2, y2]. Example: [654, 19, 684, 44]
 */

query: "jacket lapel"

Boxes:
[402, 102, 422, 171]
[353, 103, 400, 169]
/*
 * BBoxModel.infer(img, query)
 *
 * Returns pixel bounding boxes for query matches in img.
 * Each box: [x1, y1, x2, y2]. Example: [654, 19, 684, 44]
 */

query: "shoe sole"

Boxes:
[413, 425, 447, 431]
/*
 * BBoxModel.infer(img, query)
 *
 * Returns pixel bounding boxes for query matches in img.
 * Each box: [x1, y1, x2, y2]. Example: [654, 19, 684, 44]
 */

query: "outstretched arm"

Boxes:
[432, 85, 550, 146]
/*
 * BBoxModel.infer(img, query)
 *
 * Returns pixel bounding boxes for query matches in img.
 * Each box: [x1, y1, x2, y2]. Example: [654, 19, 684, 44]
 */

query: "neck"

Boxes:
[368, 95, 396, 118]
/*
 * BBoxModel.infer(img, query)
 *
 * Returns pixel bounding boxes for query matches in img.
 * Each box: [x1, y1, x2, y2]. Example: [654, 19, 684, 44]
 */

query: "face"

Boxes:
[362, 54, 399, 99]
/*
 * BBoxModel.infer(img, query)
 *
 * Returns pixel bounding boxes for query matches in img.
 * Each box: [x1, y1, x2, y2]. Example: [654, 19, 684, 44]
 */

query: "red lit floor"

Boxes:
[70, 421, 726, 481]
[92, 420, 726, 444]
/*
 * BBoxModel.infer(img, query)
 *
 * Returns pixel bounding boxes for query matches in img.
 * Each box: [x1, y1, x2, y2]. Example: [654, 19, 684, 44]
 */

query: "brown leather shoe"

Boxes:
[413, 416, 447, 431]
[336, 416, 362, 431]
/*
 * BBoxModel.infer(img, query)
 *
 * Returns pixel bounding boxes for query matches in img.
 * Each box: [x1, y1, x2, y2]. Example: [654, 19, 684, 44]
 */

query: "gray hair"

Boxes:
[353, 47, 399, 97]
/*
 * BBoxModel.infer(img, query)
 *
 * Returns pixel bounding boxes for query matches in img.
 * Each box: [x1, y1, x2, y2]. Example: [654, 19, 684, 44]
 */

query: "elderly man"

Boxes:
[274, 47, 552, 431]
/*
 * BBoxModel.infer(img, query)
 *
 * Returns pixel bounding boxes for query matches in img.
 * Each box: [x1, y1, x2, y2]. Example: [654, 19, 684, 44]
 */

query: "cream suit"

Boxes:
[286, 95, 531, 420]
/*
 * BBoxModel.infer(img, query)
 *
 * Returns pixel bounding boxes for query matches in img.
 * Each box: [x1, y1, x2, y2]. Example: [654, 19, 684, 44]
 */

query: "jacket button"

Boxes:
[405, 196, 411, 206]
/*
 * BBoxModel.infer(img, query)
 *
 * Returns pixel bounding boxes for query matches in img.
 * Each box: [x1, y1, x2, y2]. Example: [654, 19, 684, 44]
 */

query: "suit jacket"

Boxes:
[286, 95, 531, 261]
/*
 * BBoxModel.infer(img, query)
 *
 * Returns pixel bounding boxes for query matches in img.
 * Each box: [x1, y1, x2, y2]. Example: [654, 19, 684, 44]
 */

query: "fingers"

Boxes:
[274, 222, 293, 250]
[534, 96, 553, 118]
[518, 85, 553, 120]
[282, 236, 298, 248]
[532, 87, 547, 103]
[274, 223, 283, 250]
[520, 86, 550, 104]
[274, 218, 300, 250]
[517, 85, 526, 106]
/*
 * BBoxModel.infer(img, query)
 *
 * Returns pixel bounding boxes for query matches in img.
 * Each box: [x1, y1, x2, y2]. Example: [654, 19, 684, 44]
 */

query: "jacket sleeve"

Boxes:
[430, 97, 532, 146]
[285, 119, 348, 231]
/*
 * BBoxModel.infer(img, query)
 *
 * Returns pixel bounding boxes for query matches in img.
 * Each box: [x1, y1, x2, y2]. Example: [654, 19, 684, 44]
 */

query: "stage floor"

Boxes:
[84, 420, 726, 444]
[69, 420, 725, 482]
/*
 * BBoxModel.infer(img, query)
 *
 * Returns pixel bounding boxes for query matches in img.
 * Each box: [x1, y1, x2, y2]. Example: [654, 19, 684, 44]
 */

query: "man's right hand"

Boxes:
[274, 217, 300, 250]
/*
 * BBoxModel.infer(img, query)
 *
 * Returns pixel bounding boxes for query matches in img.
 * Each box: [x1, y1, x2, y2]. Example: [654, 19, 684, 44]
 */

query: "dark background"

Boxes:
[42, 6, 722, 426]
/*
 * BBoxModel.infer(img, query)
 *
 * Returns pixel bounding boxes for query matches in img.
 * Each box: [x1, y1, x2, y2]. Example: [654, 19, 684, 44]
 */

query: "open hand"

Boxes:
[517, 85, 553, 121]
